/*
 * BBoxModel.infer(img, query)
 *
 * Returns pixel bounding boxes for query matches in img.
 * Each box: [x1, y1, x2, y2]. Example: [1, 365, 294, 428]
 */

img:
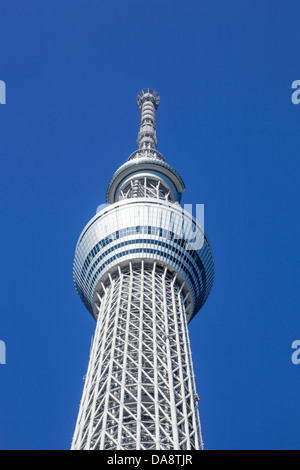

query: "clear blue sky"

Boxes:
[0, 0, 299, 450]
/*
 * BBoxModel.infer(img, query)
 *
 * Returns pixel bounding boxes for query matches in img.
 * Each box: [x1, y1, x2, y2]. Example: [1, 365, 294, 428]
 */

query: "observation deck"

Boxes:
[73, 89, 214, 323]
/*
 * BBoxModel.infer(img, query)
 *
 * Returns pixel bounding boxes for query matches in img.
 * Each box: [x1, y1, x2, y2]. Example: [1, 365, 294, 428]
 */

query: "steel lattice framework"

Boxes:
[71, 89, 214, 450]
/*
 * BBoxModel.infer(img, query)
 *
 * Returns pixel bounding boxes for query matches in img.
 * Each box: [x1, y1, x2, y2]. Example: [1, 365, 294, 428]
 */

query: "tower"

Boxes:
[71, 89, 214, 450]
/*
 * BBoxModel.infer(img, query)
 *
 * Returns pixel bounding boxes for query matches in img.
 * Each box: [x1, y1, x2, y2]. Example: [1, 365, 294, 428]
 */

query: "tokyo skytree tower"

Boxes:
[71, 89, 214, 450]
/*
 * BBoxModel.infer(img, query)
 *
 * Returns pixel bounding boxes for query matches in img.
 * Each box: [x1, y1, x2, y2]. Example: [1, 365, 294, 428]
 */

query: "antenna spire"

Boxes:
[136, 88, 160, 150]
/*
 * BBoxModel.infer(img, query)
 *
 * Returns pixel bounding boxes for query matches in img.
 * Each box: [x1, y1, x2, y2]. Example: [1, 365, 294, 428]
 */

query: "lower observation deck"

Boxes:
[73, 198, 214, 322]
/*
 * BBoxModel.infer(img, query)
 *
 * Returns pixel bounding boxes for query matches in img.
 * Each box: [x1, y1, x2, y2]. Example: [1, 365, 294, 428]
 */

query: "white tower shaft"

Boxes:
[71, 262, 203, 450]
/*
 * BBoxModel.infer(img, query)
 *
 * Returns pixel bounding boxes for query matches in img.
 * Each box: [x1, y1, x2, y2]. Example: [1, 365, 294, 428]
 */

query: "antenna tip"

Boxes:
[136, 88, 160, 109]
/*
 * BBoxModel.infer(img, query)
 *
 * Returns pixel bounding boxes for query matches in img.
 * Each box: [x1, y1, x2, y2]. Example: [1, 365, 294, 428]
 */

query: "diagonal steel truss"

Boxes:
[118, 177, 172, 202]
[71, 261, 203, 450]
